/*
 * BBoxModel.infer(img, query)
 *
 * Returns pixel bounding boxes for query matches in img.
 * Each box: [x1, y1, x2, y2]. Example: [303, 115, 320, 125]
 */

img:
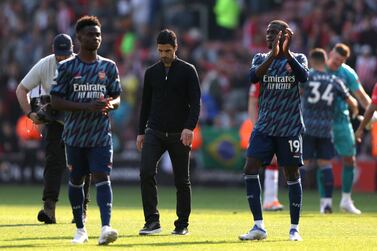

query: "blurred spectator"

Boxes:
[1, 0, 377, 161]
[355, 44, 377, 94]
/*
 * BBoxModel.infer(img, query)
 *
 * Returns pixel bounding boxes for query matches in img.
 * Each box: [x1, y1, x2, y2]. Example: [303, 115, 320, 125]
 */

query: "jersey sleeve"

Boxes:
[20, 59, 43, 90]
[107, 63, 122, 98]
[372, 84, 377, 105]
[50, 63, 70, 97]
[295, 53, 309, 69]
[249, 53, 266, 83]
[333, 76, 350, 100]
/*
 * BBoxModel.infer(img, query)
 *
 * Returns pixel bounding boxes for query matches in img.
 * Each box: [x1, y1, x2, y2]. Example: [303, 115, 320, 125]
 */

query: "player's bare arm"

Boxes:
[346, 95, 359, 119]
[16, 84, 43, 124]
[355, 103, 377, 143]
[248, 95, 258, 124]
[353, 86, 371, 110]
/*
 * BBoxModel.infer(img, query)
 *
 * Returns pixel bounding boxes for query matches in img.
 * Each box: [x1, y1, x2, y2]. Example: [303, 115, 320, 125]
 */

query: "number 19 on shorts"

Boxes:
[288, 139, 301, 153]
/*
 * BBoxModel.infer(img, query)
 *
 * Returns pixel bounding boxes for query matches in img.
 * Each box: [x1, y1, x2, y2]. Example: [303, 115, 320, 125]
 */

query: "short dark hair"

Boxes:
[75, 15, 101, 33]
[269, 20, 289, 30]
[157, 29, 177, 47]
[310, 48, 327, 63]
[333, 43, 350, 58]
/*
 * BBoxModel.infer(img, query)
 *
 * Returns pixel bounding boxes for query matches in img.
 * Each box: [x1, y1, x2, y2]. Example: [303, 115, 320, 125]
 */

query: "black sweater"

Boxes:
[138, 57, 201, 134]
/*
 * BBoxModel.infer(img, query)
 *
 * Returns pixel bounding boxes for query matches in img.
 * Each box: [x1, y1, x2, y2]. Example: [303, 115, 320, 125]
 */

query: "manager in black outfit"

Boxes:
[136, 29, 201, 236]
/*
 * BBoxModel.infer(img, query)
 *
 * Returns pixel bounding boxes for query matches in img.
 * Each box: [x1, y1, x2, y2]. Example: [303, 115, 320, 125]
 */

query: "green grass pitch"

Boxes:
[0, 185, 376, 250]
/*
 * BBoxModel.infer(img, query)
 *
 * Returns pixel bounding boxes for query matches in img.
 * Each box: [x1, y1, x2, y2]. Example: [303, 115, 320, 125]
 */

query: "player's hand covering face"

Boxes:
[158, 44, 176, 66]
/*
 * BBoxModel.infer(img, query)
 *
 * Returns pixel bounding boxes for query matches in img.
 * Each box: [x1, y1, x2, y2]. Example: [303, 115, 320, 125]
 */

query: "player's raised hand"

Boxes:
[271, 31, 281, 58]
[282, 28, 293, 58]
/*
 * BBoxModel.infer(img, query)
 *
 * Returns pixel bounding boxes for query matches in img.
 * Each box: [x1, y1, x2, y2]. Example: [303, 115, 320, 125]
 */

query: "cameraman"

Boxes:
[16, 34, 90, 224]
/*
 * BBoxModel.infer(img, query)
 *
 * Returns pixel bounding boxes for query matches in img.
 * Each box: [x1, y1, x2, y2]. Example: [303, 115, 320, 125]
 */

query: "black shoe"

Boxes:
[139, 222, 162, 235]
[172, 227, 188, 235]
[37, 209, 56, 224]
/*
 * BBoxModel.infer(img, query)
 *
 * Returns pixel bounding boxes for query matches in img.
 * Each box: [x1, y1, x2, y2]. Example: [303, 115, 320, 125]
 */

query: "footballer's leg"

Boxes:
[333, 122, 361, 214]
[278, 135, 303, 241]
[89, 146, 118, 245]
[66, 146, 89, 244]
[317, 138, 336, 214]
[239, 131, 273, 241]
[72, 174, 91, 224]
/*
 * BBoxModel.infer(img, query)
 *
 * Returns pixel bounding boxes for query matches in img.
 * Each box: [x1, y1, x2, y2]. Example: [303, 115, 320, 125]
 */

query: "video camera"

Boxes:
[30, 95, 59, 123]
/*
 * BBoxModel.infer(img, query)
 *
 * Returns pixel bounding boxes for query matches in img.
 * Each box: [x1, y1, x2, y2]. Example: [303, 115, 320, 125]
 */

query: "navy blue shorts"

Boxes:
[303, 134, 335, 160]
[65, 145, 113, 178]
[247, 130, 303, 167]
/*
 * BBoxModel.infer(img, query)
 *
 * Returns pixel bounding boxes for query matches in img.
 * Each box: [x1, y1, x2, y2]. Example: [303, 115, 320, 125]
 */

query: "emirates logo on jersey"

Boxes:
[98, 71, 106, 80]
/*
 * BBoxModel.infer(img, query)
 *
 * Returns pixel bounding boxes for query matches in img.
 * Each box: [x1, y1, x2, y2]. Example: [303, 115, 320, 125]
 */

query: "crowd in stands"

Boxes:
[1, 0, 377, 158]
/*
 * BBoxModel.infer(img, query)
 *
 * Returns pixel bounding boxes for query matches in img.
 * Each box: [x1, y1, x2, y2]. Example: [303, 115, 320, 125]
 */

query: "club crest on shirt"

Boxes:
[98, 71, 106, 80]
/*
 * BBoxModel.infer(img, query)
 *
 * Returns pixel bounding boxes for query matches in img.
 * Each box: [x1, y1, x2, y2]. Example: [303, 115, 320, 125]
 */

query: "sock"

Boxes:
[341, 192, 351, 202]
[287, 178, 302, 225]
[316, 168, 325, 198]
[245, 174, 263, 222]
[254, 220, 265, 230]
[299, 167, 306, 189]
[96, 180, 113, 227]
[69, 181, 85, 229]
[290, 224, 299, 231]
[342, 165, 354, 193]
[320, 165, 334, 198]
[263, 168, 279, 204]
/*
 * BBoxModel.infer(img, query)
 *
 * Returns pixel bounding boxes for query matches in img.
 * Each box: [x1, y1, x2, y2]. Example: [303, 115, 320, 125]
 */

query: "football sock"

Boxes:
[96, 180, 113, 227]
[342, 165, 354, 193]
[69, 181, 85, 229]
[299, 167, 306, 188]
[254, 220, 265, 230]
[316, 168, 325, 198]
[318, 165, 334, 198]
[245, 174, 263, 221]
[288, 178, 302, 225]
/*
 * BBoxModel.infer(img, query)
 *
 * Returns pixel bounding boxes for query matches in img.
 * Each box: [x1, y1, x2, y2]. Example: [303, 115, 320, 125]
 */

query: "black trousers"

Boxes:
[140, 128, 191, 228]
[42, 122, 66, 202]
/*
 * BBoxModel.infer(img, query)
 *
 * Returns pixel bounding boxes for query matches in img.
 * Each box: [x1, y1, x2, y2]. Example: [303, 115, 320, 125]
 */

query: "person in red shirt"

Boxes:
[248, 83, 284, 211]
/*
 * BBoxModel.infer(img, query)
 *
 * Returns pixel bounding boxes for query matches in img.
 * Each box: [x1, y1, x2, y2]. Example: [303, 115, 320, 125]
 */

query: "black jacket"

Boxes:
[138, 57, 201, 134]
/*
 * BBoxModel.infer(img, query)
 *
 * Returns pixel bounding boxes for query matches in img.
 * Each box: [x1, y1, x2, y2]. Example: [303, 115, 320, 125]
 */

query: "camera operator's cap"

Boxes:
[53, 33, 73, 56]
